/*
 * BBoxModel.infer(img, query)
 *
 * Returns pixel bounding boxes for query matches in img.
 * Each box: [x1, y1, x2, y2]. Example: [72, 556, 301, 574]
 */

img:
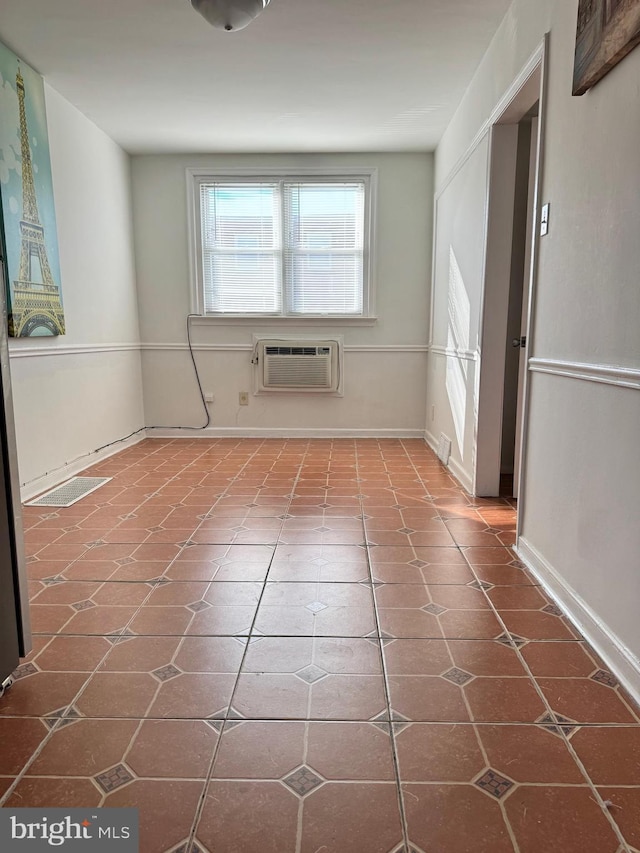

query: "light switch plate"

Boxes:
[540, 203, 550, 236]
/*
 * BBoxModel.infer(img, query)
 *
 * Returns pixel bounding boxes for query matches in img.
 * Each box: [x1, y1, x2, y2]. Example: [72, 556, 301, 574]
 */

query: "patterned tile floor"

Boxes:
[1, 438, 639, 852]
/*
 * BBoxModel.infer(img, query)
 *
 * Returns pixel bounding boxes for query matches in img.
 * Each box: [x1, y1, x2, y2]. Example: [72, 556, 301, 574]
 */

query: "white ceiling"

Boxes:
[0, 0, 511, 154]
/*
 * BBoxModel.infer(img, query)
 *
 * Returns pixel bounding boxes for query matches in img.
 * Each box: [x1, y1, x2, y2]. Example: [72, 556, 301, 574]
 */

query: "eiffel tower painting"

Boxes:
[0, 44, 65, 337]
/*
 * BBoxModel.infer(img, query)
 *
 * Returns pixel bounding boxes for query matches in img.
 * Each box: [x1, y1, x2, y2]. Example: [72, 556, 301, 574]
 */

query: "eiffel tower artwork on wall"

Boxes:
[0, 41, 65, 337]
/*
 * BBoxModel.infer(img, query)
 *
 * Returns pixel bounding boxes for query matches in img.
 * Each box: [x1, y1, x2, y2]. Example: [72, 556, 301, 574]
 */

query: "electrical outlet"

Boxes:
[239, 391, 249, 406]
[204, 392, 214, 404]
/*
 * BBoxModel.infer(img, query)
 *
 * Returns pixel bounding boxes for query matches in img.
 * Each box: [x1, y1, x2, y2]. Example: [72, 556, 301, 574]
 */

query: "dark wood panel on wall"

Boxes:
[573, 0, 640, 95]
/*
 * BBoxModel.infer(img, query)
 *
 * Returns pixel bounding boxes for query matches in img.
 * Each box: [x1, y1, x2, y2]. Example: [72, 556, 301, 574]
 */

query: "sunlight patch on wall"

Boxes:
[445, 246, 471, 456]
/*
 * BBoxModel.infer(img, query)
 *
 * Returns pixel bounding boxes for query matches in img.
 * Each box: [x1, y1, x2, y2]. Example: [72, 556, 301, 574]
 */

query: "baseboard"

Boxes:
[424, 428, 438, 453]
[147, 427, 425, 440]
[516, 537, 640, 706]
[424, 429, 474, 493]
[448, 455, 474, 494]
[20, 432, 146, 502]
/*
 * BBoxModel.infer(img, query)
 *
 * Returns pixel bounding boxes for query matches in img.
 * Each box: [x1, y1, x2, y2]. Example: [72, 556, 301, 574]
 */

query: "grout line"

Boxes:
[185, 438, 305, 851]
[359, 442, 411, 853]
[1, 714, 640, 726]
[295, 721, 311, 853]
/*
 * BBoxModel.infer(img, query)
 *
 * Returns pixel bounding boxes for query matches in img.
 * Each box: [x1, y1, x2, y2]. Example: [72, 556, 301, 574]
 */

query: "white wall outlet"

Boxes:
[239, 391, 249, 406]
[204, 392, 214, 404]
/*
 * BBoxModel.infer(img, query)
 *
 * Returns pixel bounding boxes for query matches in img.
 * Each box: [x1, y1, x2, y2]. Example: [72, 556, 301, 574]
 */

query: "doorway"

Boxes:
[501, 110, 539, 498]
[474, 42, 546, 508]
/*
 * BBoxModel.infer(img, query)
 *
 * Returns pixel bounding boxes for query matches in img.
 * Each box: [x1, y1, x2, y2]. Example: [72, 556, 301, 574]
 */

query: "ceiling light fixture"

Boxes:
[190, 0, 271, 32]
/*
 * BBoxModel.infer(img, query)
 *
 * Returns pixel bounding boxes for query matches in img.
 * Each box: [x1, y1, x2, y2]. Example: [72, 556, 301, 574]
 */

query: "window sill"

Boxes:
[190, 315, 378, 327]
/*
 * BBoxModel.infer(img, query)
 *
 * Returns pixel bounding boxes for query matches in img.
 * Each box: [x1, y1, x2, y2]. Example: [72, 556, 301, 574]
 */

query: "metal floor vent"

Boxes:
[26, 477, 112, 508]
[437, 434, 452, 466]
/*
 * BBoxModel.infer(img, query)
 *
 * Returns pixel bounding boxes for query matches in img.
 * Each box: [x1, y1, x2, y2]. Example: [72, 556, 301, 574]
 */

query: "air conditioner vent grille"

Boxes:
[266, 356, 331, 387]
[255, 338, 340, 393]
[265, 346, 321, 356]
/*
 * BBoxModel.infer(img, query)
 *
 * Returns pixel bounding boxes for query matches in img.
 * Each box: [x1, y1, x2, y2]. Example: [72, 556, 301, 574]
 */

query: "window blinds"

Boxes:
[199, 179, 366, 315]
[200, 183, 282, 314]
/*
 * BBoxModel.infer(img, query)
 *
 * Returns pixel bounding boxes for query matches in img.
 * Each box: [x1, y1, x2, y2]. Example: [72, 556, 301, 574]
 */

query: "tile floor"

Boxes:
[1, 438, 638, 852]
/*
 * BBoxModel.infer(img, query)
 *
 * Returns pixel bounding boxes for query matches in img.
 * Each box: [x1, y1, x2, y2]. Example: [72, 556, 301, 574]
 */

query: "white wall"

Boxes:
[8, 85, 144, 491]
[131, 153, 432, 436]
[426, 133, 490, 489]
[429, 0, 640, 679]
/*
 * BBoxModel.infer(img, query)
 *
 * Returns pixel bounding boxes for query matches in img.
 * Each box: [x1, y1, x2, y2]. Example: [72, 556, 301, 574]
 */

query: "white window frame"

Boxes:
[186, 167, 378, 324]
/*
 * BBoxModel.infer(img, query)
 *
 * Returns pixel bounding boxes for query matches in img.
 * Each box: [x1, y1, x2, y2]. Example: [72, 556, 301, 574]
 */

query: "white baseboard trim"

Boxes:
[516, 537, 640, 706]
[424, 429, 474, 493]
[20, 432, 146, 503]
[448, 455, 474, 494]
[146, 427, 425, 440]
[424, 429, 438, 452]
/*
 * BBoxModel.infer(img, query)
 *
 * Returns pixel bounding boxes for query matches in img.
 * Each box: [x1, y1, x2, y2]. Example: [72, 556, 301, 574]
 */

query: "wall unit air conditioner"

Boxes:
[254, 338, 341, 393]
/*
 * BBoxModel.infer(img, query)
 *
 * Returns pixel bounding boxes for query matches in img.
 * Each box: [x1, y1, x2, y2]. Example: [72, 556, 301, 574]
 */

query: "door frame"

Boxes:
[473, 35, 549, 532]
[513, 114, 539, 498]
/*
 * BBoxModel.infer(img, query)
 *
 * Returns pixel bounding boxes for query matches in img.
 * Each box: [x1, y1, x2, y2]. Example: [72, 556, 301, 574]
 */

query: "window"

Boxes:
[191, 172, 375, 318]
